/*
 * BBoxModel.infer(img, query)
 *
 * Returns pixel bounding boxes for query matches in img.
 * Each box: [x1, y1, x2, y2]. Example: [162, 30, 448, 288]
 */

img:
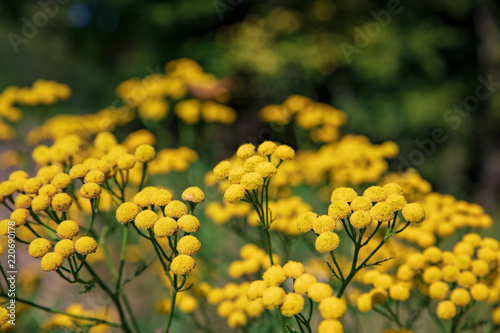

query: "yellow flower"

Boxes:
[116, 202, 140, 224]
[154, 217, 178, 237]
[318, 320, 343, 333]
[28, 238, 52, 258]
[356, 293, 373, 312]
[54, 239, 75, 258]
[370, 288, 388, 305]
[51, 173, 72, 189]
[280, 293, 304, 317]
[313, 215, 336, 234]
[181, 186, 205, 203]
[151, 189, 173, 206]
[470, 283, 490, 302]
[83, 170, 106, 184]
[240, 172, 264, 191]
[134, 210, 159, 229]
[79, 182, 101, 199]
[389, 284, 410, 302]
[283, 261, 304, 279]
[227, 311, 247, 329]
[294, 274, 317, 294]
[177, 215, 201, 233]
[382, 183, 403, 196]
[213, 160, 232, 180]
[38, 184, 58, 198]
[41, 252, 64, 272]
[138, 97, 169, 121]
[350, 211, 372, 229]
[262, 286, 285, 310]
[370, 202, 394, 222]
[228, 166, 246, 184]
[450, 288, 471, 306]
[74, 236, 97, 254]
[263, 265, 287, 286]
[164, 200, 188, 218]
[24, 177, 43, 194]
[436, 300, 456, 320]
[236, 143, 256, 160]
[31, 195, 51, 214]
[135, 144, 156, 163]
[297, 212, 317, 233]
[14, 194, 32, 209]
[258, 141, 277, 156]
[117, 154, 136, 170]
[318, 297, 346, 319]
[255, 162, 277, 178]
[350, 196, 372, 211]
[275, 145, 295, 160]
[244, 155, 264, 172]
[177, 235, 201, 255]
[315, 232, 340, 253]
[385, 194, 407, 211]
[247, 280, 268, 300]
[224, 184, 246, 204]
[363, 186, 387, 202]
[429, 281, 449, 300]
[57, 220, 79, 239]
[402, 203, 426, 223]
[10, 208, 29, 227]
[0, 307, 8, 326]
[51, 193, 72, 212]
[331, 187, 358, 203]
[171, 254, 196, 275]
[328, 200, 351, 219]
[308, 282, 333, 302]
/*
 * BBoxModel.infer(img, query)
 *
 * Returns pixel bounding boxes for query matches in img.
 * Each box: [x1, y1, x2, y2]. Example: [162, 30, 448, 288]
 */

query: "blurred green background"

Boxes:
[1, 0, 500, 211]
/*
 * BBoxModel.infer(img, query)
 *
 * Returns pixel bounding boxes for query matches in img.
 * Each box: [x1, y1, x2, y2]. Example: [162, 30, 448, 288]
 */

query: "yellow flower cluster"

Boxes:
[380, 169, 432, 202]
[228, 243, 281, 278]
[204, 201, 252, 225]
[259, 95, 347, 143]
[42, 303, 111, 331]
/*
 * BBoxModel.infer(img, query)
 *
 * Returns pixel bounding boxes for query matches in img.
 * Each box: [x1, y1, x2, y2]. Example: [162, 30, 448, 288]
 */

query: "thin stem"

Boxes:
[116, 224, 129, 290]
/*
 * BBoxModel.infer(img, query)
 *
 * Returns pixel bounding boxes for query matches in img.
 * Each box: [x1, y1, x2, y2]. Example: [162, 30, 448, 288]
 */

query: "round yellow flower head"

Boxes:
[258, 141, 277, 156]
[493, 307, 500, 326]
[236, 143, 256, 160]
[350, 196, 372, 211]
[0, 307, 8, 326]
[31, 195, 50, 214]
[213, 160, 232, 180]
[318, 320, 343, 333]
[275, 145, 295, 160]
[154, 217, 178, 237]
[133, 187, 156, 208]
[255, 162, 277, 178]
[164, 200, 188, 218]
[319, 296, 346, 319]
[51, 173, 72, 189]
[227, 311, 247, 329]
[51, 193, 72, 212]
[370, 202, 394, 222]
[57, 220, 79, 239]
[117, 154, 136, 170]
[24, 177, 43, 194]
[402, 203, 426, 223]
[0, 220, 9, 236]
[363, 186, 387, 202]
[244, 155, 265, 172]
[224, 184, 246, 204]
[247, 280, 267, 300]
[283, 261, 305, 279]
[94, 131, 117, 150]
[328, 200, 351, 220]
[10, 208, 29, 227]
[331, 187, 358, 203]
[177, 235, 201, 255]
[134, 210, 159, 229]
[356, 293, 373, 312]
[262, 286, 286, 310]
[280, 293, 304, 317]
[313, 215, 336, 234]
[116, 202, 140, 224]
[79, 182, 101, 200]
[315, 232, 340, 253]
[69, 164, 89, 179]
[423, 266, 442, 284]
[389, 284, 410, 301]
[9, 170, 29, 182]
[228, 166, 245, 184]
[373, 274, 393, 290]
[54, 239, 75, 258]
[308, 282, 333, 302]
[294, 274, 317, 295]
[263, 265, 287, 286]
[177, 215, 201, 233]
[182, 186, 205, 203]
[441, 265, 460, 283]
[382, 183, 403, 196]
[406, 253, 427, 270]
[429, 281, 449, 300]
[297, 212, 317, 233]
[350, 210, 372, 229]
[471, 259, 490, 277]
[28, 238, 52, 258]
[436, 300, 456, 320]
[135, 144, 156, 163]
[74, 236, 98, 254]
[450, 288, 470, 306]
[15, 194, 32, 209]
[457, 271, 477, 288]
[171, 254, 196, 275]
[241, 172, 264, 191]
[83, 170, 106, 184]
[90, 160, 111, 175]
[385, 194, 407, 211]
[470, 283, 490, 301]
[38, 184, 58, 198]
[41, 252, 64, 272]
[151, 189, 173, 206]
[423, 246, 443, 264]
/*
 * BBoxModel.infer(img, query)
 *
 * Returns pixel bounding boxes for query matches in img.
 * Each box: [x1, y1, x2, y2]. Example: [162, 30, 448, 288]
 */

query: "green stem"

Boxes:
[165, 274, 178, 333]
[116, 224, 129, 290]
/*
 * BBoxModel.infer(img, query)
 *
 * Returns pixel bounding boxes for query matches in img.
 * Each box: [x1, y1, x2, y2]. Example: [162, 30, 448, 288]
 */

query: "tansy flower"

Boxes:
[363, 186, 387, 202]
[79, 182, 101, 199]
[38, 184, 58, 198]
[294, 274, 317, 294]
[307, 283, 333, 302]
[370, 202, 394, 222]
[51, 193, 72, 212]
[318, 297, 346, 319]
[280, 293, 304, 317]
[236, 144, 255, 160]
[263, 265, 287, 286]
[370, 288, 388, 305]
[382, 183, 403, 196]
[244, 156, 264, 172]
[275, 145, 295, 160]
[74, 236, 97, 254]
[247, 280, 267, 300]
[297, 212, 317, 233]
[57, 220, 79, 239]
[154, 217, 178, 237]
[171, 255, 196, 275]
[385, 194, 407, 211]
[31, 195, 51, 213]
[41, 252, 64, 272]
[134, 210, 159, 229]
[0, 307, 8, 326]
[182, 186, 205, 203]
[177, 215, 200, 233]
[255, 162, 277, 178]
[396, 265, 414, 281]
[423, 266, 442, 283]
[164, 200, 188, 218]
[313, 215, 336, 234]
[24, 177, 43, 195]
[283, 261, 304, 279]
[494, 307, 500, 326]
[406, 253, 427, 270]
[117, 154, 136, 170]
[389, 284, 410, 301]
[51, 173, 72, 189]
[262, 286, 285, 310]
[28, 238, 52, 258]
[228, 167, 245, 184]
[54, 239, 75, 258]
[15, 194, 32, 209]
[151, 189, 173, 206]
[331, 187, 358, 203]
[328, 200, 351, 219]
[373, 274, 393, 290]
[10, 208, 29, 227]
[116, 202, 140, 224]
[318, 320, 343, 333]
[0, 181, 16, 197]
[350, 210, 372, 229]
[240, 172, 263, 191]
[436, 301, 456, 320]
[135, 144, 156, 163]
[315, 232, 340, 253]
[227, 311, 247, 329]
[350, 196, 372, 211]
[429, 281, 449, 300]
[457, 271, 477, 288]
[133, 187, 156, 208]
[450, 288, 471, 306]
[470, 283, 490, 301]
[83, 170, 106, 184]
[356, 293, 373, 312]
[213, 161, 232, 180]
[177, 235, 201, 255]
[402, 203, 426, 223]
[258, 141, 277, 156]
[442, 265, 460, 283]
[224, 184, 246, 204]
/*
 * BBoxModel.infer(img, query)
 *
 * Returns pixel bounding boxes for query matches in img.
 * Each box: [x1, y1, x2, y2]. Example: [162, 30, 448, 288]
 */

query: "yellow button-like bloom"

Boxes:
[236, 143, 255, 160]
[331, 187, 358, 203]
[15, 194, 32, 209]
[28, 238, 52, 258]
[350, 196, 372, 211]
[257, 141, 277, 156]
[297, 212, 317, 233]
[51, 193, 72, 212]
[0, 307, 8, 326]
[389, 284, 410, 302]
[313, 215, 336, 234]
[429, 281, 449, 300]
[275, 145, 295, 160]
[164, 200, 188, 218]
[318, 319, 343, 333]
[57, 220, 79, 239]
[224, 184, 246, 204]
[307, 282, 333, 302]
[135, 144, 156, 163]
[79, 182, 101, 200]
[255, 162, 277, 178]
[176, 235, 201, 255]
[83, 170, 106, 184]
[31, 195, 51, 214]
[450, 288, 470, 306]
[116, 202, 140, 224]
[24, 177, 43, 194]
[263, 265, 287, 286]
[171, 254, 195, 275]
[240, 172, 264, 191]
[436, 300, 456, 320]
[154, 217, 178, 237]
[177, 215, 200, 233]
[134, 210, 159, 229]
[10, 208, 29, 227]
[470, 283, 490, 302]
[363, 186, 387, 202]
[318, 296, 346, 319]
[402, 203, 426, 223]
[74, 236, 97, 255]
[262, 286, 285, 310]
[247, 280, 267, 300]
[283, 261, 304, 279]
[41, 252, 64, 272]
[294, 274, 317, 295]
[280, 293, 304, 317]
[181, 186, 205, 203]
[54, 239, 75, 258]
[151, 189, 173, 206]
[213, 160, 232, 180]
[350, 211, 372, 229]
[51, 173, 72, 189]
[328, 200, 351, 220]
[315, 232, 340, 253]
[227, 310, 247, 329]
[39, 184, 58, 198]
